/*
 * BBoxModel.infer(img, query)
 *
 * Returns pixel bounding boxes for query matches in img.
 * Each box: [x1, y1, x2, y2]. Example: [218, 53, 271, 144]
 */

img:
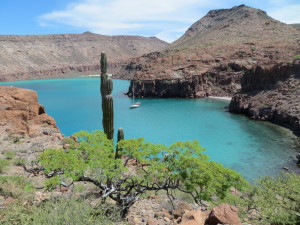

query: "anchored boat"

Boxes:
[130, 81, 141, 109]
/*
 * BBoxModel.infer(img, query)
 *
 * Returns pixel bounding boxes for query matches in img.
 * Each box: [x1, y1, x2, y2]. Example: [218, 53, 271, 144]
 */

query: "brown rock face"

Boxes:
[229, 62, 300, 132]
[0, 33, 168, 82]
[126, 5, 300, 98]
[0, 86, 62, 141]
[207, 203, 241, 225]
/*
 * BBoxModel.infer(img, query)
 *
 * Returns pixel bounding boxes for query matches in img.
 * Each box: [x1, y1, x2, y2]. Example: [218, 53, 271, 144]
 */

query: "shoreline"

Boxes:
[208, 96, 232, 101]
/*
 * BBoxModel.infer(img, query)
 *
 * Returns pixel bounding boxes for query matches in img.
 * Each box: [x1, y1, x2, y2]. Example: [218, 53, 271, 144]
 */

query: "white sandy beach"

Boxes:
[208, 96, 232, 101]
[88, 74, 100, 77]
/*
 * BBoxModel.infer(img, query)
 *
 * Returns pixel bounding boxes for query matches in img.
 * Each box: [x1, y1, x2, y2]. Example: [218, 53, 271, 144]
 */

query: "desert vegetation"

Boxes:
[1, 52, 299, 225]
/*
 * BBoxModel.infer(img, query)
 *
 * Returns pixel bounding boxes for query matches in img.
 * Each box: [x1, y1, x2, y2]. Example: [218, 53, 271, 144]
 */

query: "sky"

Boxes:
[0, 0, 300, 43]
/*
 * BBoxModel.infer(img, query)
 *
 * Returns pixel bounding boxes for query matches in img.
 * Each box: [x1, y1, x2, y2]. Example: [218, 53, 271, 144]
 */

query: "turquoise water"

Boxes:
[1, 78, 299, 180]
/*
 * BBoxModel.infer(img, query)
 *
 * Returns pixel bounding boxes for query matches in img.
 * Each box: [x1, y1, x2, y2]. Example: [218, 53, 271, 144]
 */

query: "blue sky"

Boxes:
[1, 0, 300, 42]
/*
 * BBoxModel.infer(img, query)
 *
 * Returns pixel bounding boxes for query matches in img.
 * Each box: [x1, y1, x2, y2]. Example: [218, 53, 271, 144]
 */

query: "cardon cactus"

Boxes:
[100, 52, 114, 140]
[100, 52, 107, 97]
[106, 78, 113, 95]
[102, 95, 114, 140]
[115, 128, 124, 159]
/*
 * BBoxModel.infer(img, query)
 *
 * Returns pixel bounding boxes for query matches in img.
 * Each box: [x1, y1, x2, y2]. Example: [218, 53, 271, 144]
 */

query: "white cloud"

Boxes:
[269, 4, 300, 24]
[156, 27, 190, 43]
[39, 0, 224, 41]
[38, 0, 300, 42]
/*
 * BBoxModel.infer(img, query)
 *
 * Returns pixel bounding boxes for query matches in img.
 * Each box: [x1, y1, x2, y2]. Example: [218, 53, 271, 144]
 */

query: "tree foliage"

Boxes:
[38, 130, 247, 216]
[219, 172, 300, 225]
[246, 173, 300, 225]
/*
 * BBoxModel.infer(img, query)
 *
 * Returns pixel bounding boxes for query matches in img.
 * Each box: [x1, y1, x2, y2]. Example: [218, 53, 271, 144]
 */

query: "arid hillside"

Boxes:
[291, 23, 300, 30]
[126, 5, 300, 98]
[0, 33, 168, 81]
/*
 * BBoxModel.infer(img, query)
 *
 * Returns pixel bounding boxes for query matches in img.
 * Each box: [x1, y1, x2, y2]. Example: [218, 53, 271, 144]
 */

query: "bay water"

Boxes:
[2, 78, 299, 180]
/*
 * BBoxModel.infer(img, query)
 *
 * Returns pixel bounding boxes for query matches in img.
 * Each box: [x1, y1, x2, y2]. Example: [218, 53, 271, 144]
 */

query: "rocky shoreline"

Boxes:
[229, 61, 300, 134]
[126, 61, 300, 134]
[127, 66, 243, 98]
[0, 60, 133, 82]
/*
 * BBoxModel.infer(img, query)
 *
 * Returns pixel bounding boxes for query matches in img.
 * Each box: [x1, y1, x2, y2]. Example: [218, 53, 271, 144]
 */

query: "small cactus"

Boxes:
[115, 128, 124, 159]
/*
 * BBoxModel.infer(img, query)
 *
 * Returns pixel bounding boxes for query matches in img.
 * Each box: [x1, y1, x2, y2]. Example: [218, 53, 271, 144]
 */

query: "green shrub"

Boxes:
[0, 158, 10, 173]
[74, 183, 86, 193]
[0, 197, 123, 225]
[0, 176, 31, 198]
[44, 176, 60, 191]
[293, 54, 300, 60]
[248, 173, 300, 224]
[4, 150, 15, 160]
[39, 130, 247, 216]
[220, 173, 300, 225]
[62, 137, 76, 146]
[13, 157, 26, 166]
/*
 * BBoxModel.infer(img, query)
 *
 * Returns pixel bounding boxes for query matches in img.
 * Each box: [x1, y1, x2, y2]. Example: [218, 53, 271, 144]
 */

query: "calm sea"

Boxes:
[2, 77, 299, 180]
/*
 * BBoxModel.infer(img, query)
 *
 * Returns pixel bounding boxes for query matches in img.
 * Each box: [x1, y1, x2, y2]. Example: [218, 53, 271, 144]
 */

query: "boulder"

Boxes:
[207, 203, 241, 225]
[174, 202, 194, 218]
[146, 219, 159, 225]
[181, 209, 207, 225]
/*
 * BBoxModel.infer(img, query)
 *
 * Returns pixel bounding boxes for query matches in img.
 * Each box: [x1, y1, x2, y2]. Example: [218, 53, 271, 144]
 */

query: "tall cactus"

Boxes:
[100, 53, 125, 158]
[100, 52, 114, 140]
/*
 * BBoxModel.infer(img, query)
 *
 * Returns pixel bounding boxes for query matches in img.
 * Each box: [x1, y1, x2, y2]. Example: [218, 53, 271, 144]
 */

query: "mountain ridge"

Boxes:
[127, 5, 300, 86]
[0, 33, 168, 81]
[124, 4, 300, 132]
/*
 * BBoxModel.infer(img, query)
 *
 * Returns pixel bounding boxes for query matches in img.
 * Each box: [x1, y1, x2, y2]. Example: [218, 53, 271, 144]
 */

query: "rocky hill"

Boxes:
[0, 33, 168, 81]
[0, 86, 62, 152]
[291, 23, 300, 30]
[126, 5, 300, 98]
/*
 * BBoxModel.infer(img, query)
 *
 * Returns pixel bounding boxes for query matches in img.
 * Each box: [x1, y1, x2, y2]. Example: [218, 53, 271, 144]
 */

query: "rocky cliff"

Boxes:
[126, 5, 300, 98]
[229, 61, 300, 132]
[0, 33, 168, 81]
[0, 86, 63, 151]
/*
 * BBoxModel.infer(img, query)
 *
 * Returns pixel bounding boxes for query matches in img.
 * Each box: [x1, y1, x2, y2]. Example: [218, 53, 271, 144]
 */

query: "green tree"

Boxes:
[39, 130, 247, 216]
[245, 173, 300, 224]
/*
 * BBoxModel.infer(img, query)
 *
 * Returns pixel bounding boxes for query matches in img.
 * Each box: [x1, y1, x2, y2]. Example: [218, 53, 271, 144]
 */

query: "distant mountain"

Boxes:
[129, 5, 300, 84]
[125, 5, 300, 132]
[0, 33, 168, 81]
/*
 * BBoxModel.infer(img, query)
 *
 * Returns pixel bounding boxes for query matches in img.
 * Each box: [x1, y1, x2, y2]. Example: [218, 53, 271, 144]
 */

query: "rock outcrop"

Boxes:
[126, 5, 300, 98]
[0, 86, 62, 151]
[181, 210, 207, 225]
[229, 61, 300, 132]
[207, 203, 241, 225]
[0, 33, 168, 82]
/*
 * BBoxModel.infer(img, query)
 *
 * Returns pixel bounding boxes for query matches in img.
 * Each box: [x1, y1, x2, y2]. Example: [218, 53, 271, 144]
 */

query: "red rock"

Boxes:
[181, 209, 207, 225]
[174, 202, 193, 218]
[146, 219, 159, 225]
[207, 203, 242, 225]
[0, 86, 61, 138]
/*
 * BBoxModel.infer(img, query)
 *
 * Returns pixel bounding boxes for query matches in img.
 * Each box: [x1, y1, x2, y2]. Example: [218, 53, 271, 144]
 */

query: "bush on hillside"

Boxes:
[219, 173, 300, 225]
[247, 173, 300, 225]
[38, 130, 247, 216]
[0, 197, 122, 225]
[0, 158, 10, 173]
